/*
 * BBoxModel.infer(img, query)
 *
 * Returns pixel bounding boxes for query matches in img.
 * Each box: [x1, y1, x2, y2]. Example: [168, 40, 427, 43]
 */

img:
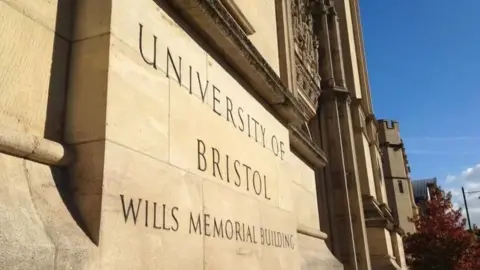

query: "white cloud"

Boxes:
[445, 174, 456, 183]
[442, 163, 480, 227]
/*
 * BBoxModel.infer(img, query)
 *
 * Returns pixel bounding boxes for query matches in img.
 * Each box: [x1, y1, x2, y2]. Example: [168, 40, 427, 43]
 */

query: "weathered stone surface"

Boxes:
[0, 153, 96, 270]
[110, 0, 208, 90]
[298, 234, 344, 270]
[293, 182, 320, 230]
[65, 34, 109, 144]
[258, 202, 298, 270]
[203, 181, 262, 270]
[169, 78, 282, 207]
[72, 0, 111, 41]
[0, 0, 349, 269]
[0, 2, 68, 141]
[99, 141, 204, 270]
[106, 35, 170, 161]
[3, 0, 73, 38]
[229, 0, 280, 75]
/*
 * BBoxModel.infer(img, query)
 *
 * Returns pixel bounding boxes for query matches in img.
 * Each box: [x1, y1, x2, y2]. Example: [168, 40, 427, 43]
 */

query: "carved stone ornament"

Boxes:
[292, 0, 322, 114]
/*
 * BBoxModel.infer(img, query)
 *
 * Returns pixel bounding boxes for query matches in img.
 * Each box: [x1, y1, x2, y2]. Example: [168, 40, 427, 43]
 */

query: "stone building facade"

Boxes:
[378, 120, 418, 235]
[0, 0, 411, 269]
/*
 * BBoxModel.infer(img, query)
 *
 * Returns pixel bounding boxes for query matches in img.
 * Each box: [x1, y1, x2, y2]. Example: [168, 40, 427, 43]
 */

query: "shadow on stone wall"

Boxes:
[44, 0, 90, 241]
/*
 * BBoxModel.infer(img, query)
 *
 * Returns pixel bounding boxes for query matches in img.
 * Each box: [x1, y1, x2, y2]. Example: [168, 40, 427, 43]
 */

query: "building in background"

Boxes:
[412, 178, 438, 213]
[0, 0, 416, 269]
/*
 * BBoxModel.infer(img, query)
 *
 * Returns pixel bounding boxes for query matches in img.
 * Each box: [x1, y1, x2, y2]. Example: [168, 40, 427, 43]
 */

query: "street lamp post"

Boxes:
[461, 186, 480, 231]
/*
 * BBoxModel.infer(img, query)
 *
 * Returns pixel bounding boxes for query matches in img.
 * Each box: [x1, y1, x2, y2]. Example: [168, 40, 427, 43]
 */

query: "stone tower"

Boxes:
[378, 120, 418, 234]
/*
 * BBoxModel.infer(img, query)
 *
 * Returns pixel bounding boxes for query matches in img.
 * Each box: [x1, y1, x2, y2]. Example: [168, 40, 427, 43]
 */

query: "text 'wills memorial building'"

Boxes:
[0, 0, 415, 269]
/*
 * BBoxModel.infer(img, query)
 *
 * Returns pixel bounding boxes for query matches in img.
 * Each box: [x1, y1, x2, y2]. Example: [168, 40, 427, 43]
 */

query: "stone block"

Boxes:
[0, 2, 69, 141]
[110, 0, 208, 90]
[0, 153, 96, 269]
[99, 141, 204, 270]
[297, 234, 343, 270]
[169, 79, 280, 207]
[106, 35, 170, 161]
[202, 181, 297, 270]
[293, 183, 320, 230]
[289, 153, 316, 195]
[65, 34, 109, 144]
[366, 227, 394, 257]
[68, 140, 105, 243]
[206, 54, 289, 154]
[258, 203, 298, 270]
[277, 158, 295, 213]
[3, 0, 73, 38]
[230, 0, 280, 74]
[203, 180, 261, 270]
[72, 0, 111, 41]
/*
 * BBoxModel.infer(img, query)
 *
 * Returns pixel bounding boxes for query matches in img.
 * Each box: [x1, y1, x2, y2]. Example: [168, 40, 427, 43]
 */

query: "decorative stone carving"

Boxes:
[292, 0, 322, 115]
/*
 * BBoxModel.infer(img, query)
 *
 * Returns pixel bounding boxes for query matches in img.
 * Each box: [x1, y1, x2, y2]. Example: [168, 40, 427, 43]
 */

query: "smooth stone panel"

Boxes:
[298, 234, 344, 270]
[3, 0, 73, 38]
[106, 35, 170, 161]
[203, 180, 261, 270]
[169, 80, 280, 206]
[0, 2, 68, 140]
[293, 183, 320, 230]
[258, 203, 298, 270]
[206, 55, 289, 158]
[277, 157, 295, 213]
[110, 0, 208, 89]
[99, 141, 204, 270]
[287, 153, 316, 196]
[232, 0, 280, 74]
[65, 34, 109, 144]
[72, 0, 111, 41]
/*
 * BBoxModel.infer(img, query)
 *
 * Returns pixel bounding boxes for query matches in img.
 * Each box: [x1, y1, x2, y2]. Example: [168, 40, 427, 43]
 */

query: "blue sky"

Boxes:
[359, 1, 480, 224]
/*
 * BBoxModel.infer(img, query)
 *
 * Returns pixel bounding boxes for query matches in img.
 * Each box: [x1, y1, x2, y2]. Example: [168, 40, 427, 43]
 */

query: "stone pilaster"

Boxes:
[321, 92, 357, 269]
[320, 89, 371, 270]
[390, 230, 407, 269]
[366, 225, 402, 270]
[336, 91, 371, 270]
[328, 5, 347, 88]
[316, 1, 335, 87]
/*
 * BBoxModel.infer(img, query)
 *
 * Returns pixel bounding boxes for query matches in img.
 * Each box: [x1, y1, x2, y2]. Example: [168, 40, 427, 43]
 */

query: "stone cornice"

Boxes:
[289, 125, 328, 168]
[365, 218, 395, 231]
[219, 0, 255, 35]
[363, 195, 400, 232]
[321, 86, 350, 102]
[362, 195, 384, 220]
[168, 0, 310, 126]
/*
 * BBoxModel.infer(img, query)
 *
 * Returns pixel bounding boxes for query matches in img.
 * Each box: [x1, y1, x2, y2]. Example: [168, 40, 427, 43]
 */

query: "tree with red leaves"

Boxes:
[403, 186, 480, 270]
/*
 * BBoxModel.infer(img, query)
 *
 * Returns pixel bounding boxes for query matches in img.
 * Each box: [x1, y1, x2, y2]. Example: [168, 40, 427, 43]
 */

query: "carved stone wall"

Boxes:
[291, 0, 322, 117]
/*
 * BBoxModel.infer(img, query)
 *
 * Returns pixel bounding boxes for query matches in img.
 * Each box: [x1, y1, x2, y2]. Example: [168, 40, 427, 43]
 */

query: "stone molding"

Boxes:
[0, 126, 73, 166]
[363, 195, 399, 232]
[168, 0, 309, 125]
[219, 0, 255, 35]
[167, 0, 327, 168]
[289, 125, 328, 168]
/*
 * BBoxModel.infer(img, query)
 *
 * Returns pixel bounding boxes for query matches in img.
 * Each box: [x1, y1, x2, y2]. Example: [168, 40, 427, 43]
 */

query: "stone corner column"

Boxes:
[65, 0, 113, 245]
